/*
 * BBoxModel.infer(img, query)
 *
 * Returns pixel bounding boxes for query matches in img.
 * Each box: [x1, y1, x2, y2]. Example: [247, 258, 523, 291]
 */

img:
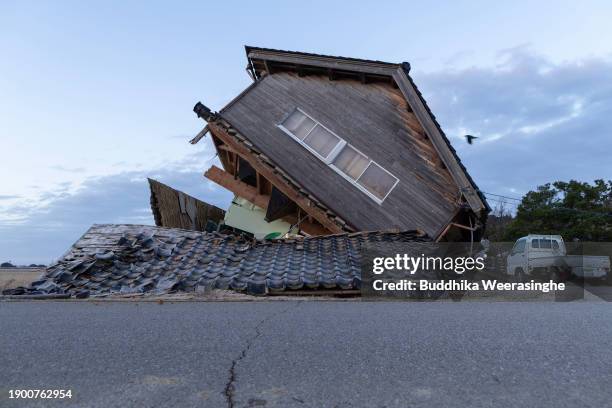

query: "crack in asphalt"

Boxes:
[223, 301, 302, 408]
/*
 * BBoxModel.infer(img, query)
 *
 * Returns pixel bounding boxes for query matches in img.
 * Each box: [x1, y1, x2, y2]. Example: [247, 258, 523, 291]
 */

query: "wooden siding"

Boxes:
[220, 72, 459, 236]
[393, 67, 488, 215]
[149, 178, 225, 231]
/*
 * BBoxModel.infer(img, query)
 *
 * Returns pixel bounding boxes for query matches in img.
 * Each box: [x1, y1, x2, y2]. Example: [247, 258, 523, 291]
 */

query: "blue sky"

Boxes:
[1, 1, 611, 264]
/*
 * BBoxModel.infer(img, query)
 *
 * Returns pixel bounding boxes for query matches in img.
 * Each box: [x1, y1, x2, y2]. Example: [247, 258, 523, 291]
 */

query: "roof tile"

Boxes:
[15, 224, 429, 297]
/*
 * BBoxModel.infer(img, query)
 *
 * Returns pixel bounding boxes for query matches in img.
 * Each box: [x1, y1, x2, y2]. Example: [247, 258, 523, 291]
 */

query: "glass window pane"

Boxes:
[532, 240, 539, 249]
[333, 145, 369, 180]
[282, 110, 315, 140]
[513, 239, 526, 254]
[303, 125, 340, 158]
[357, 163, 397, 200]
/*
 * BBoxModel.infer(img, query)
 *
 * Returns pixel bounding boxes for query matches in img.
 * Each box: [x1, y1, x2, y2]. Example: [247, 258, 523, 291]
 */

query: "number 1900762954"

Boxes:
[9, 389, 72, 399]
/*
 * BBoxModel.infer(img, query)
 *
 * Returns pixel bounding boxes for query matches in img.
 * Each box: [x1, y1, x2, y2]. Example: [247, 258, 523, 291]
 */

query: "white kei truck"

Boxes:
[506, 235, 610, 281]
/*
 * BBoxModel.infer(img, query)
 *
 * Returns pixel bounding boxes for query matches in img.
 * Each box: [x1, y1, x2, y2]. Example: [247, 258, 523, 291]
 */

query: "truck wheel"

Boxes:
[514, 268, 526, 283]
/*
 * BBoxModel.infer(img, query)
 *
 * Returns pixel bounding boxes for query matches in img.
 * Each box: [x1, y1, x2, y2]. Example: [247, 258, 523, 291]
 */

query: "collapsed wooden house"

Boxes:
[5, 47, 492, 299]
[193, 46, 489, 242]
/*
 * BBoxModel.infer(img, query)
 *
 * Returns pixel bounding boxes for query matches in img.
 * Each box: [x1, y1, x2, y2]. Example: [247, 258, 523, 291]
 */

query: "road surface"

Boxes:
[1, 300, 611, 407]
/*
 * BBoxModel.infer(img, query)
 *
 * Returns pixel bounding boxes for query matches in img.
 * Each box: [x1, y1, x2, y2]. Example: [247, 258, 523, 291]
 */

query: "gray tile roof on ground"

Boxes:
[10, 224, 429, 297]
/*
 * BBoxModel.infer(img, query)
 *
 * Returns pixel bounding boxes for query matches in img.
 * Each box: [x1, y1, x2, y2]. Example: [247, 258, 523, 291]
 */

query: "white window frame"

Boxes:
[278, 108, 344, 163]
[277, 108, 399, 204]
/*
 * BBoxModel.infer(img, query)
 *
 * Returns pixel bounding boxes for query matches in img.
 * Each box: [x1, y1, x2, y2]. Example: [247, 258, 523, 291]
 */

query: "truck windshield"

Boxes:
[513, 239, 526, 254]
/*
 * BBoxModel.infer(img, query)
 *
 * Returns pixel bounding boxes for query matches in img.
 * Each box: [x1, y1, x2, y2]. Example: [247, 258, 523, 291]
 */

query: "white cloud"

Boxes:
[414, 47, 612, 201]
[0, 149, 233, 265]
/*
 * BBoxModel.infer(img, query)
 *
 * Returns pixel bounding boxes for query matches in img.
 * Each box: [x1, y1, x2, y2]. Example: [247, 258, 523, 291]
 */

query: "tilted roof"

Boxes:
[193, 46, 489, 239]
[243, 46, 490, 216]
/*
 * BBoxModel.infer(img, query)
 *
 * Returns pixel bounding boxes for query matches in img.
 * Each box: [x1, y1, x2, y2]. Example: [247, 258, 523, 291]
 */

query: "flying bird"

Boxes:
[465, 135, 479, 145]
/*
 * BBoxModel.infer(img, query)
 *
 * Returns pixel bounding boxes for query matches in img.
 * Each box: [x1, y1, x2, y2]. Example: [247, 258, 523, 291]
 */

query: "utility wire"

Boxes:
[482, 190, 612, 219]
[205, 152, 219, 163]
[486, 197, 611, 217]
[479, 191, 523, 201]
[486, 197, 519, 206]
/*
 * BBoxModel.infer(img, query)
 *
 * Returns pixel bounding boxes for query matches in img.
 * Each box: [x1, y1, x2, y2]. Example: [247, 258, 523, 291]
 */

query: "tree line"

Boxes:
[485, 179, 612, 242]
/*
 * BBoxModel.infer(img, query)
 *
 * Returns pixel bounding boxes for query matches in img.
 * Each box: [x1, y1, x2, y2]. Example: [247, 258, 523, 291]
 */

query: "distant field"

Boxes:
[0, 268, 44, 291]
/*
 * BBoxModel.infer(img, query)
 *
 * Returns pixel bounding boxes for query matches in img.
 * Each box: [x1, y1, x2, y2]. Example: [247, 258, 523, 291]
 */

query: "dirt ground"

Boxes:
[0, 268, 44, 291]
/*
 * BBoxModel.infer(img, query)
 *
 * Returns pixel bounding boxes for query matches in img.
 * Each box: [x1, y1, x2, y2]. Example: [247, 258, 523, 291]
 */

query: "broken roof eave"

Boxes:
[189, 125, 209, 144]
[243, 45, 490, 217]
[246, 48, 397, 78]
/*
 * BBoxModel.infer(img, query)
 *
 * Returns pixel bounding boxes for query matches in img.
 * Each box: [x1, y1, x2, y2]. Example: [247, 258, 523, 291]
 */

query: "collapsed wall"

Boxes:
[149, 178, 225, 232]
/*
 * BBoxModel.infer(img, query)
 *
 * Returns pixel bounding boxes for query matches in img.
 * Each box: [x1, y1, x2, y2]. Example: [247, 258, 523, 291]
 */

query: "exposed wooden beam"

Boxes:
[233, 154, 239, 178]
[247, 50, 396, 76]
[263, 60, 273, 75]
[435, 223, 453, 242]
[217, 144, 236, 153]
[451, 222, 478, 232]
[205, 165, 269, 208]
[435, 223, 477, 242]
[205, 165, 330, 236]
[211, 135, 231, 170]
[189, 126, 209, 144]
[256, 173, 262, 195]
[207, 122, 344, 233]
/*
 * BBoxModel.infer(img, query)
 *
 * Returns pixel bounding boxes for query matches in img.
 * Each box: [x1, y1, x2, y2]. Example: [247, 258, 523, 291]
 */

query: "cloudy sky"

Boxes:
[1, 1, 611, 264]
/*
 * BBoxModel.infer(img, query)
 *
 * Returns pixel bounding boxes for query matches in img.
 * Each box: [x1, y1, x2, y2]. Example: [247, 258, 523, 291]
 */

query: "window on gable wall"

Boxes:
[279, 108, 399, 203]
[358, 162, 398, 201]
[303, 126, 341, 158]
[333, 145, 369, 180]
[283, 110, 315, 140]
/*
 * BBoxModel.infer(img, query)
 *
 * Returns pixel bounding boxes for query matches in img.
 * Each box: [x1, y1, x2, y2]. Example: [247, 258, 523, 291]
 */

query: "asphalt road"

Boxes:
[1, 301, 611, 408]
